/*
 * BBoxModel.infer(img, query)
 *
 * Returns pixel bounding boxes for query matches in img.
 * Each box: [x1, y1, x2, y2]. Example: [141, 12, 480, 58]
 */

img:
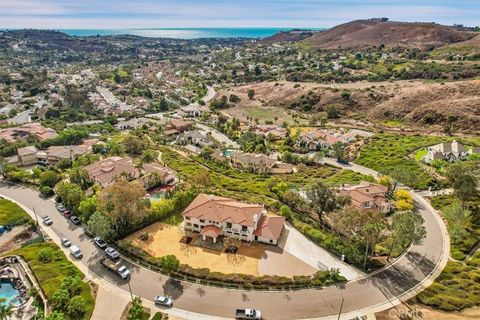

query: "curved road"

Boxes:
[0, 174, 449, 320]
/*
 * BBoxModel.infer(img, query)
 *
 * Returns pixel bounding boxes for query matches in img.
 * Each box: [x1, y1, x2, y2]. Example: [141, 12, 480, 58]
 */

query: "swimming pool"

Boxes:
[223, 149, 234, 157]
[0, 279, 21, 306]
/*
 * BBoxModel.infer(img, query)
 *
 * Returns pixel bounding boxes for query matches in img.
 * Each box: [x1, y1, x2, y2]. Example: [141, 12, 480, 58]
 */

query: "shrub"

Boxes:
[38, 248, 53, 263]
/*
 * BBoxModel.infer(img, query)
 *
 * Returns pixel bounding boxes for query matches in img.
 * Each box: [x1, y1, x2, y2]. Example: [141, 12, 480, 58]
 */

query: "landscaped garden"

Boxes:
[0, 198, 33, 226]
[10, 242, 95, 320]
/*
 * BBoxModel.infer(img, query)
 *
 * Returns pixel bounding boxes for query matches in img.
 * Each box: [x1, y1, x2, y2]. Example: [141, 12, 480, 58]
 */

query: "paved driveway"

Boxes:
[281, 224, 364, 280]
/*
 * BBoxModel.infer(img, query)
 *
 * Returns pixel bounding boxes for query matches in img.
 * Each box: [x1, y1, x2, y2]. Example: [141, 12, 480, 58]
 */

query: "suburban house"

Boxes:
[115, 117, 153, 130]
[335, 182, 391, 213]
[181, 194, 285, 245]
[84, 156, 177, 189]
[252, 125, 287, 141]
[6, 139, 100, 167]
[164, 119, 194, 136]
[296, 129, 341, 151]
[6, 146, 38, 166]
[232, 152, 295, 174]
[422, 140, 469, 163]
[0, 123, 57, 143]
[176, 104, 209, 118]
[176, 130, 214, 152]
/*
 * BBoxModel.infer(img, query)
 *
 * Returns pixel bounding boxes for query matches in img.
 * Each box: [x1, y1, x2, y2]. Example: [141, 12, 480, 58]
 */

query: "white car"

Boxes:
[69, 245, 83, 259]
[61, 237, 71, 247]
[154, 296, 173, 307]
[42, 216, 53, 226]
[105, 247, 120, 260]
[117, 266, 131, 279]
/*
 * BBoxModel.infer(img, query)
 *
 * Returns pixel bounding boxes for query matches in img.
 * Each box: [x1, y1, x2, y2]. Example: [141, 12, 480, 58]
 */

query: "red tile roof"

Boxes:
[201, 225, 222, 238]
[253, 215, 285, 240]
[182, 194, 264, 227]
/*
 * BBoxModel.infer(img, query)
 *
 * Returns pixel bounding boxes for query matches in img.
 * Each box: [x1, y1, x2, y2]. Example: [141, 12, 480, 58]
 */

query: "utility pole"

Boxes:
[337, 297, 344, 320]
[127, 281, 134, 301]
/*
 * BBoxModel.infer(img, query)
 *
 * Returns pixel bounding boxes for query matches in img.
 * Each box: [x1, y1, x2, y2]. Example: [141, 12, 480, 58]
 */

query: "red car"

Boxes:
[63, 210, 72, 218]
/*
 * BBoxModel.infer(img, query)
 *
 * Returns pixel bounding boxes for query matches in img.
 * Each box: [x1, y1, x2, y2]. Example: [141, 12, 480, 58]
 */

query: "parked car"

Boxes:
[94, 237, 107, 249]
[83, 227, 95, 238]
[101, 259, 130, 279]
[55, 203, 67, 212]
[154, 296, 173, 307]
[42, 216, 53, 226]
[69, 245, 83, 259]
[105, 247, 120, 260]
[61, 237, 71, 247]
[70, 215, 81, 225]
[63, 210, 72, 218]
[235, 309, 262, 320]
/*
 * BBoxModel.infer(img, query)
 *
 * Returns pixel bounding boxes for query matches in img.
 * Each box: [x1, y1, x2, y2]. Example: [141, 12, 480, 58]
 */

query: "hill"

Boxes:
[431, 35, 480, 59]
[301, 20, 477, 50]
[261, 29, 320, 43]
[218, 80, 480, 133]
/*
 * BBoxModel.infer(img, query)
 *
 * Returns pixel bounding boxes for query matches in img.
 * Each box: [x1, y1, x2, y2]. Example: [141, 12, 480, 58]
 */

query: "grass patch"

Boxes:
[431, 194, 480, 261]
[415, 260, 480, 311]
[414, 149, 428, 161]
[0, 198, 33, 225]
[161, 211, 183, 226]
[354, 133, 444, 189]
[9, 242, 95, 320]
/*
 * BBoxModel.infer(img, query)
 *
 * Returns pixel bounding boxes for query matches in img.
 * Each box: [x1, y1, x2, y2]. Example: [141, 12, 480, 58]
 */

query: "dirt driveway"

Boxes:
[126, 222, 315, 277]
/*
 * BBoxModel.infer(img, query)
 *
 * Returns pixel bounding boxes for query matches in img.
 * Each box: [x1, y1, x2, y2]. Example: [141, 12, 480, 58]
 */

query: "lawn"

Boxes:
[414, 149, 427, 161]
[0, 198, 33, 226]
[9, 242, 95, 320]
[354, 133, 444, 189]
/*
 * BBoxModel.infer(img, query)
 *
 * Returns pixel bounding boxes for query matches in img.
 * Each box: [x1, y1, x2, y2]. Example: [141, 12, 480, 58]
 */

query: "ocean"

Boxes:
[58, 28, 323, 39]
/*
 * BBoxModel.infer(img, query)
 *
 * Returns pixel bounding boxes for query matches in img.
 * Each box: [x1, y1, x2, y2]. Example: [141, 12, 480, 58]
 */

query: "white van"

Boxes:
[70, 245, 83, 259]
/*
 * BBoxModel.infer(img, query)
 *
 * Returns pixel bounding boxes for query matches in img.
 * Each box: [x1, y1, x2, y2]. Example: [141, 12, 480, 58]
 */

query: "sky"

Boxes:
[0, 0, 479, 29]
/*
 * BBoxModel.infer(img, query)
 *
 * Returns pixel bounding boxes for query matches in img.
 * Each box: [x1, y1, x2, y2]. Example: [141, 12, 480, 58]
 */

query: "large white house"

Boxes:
[181, 194, 285, 245]
[423, 140, 469, 163]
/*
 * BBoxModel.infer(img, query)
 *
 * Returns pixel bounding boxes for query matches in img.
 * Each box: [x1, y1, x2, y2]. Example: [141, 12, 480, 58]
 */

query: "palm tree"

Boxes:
[0, 298, 13, 320]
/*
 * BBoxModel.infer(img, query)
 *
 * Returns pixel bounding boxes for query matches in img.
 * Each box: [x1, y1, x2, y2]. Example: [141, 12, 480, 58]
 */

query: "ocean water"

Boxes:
[59, 28, 322, 39]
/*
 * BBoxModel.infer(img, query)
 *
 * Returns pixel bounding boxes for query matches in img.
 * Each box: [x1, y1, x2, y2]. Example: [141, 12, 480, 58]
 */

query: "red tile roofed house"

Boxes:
[164, 119, 193, 136]
[335, 182, 391, 213]
[0, 123, 57, 143]
[182, 194, 285, 245]
[84, 157, 177, 189]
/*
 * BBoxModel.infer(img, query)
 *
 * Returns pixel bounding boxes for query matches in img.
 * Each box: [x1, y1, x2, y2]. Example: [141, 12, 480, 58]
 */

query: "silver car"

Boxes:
[154, 296, 173, 307]
[105, 247, 120, 260]
[61, 237, 71, 247]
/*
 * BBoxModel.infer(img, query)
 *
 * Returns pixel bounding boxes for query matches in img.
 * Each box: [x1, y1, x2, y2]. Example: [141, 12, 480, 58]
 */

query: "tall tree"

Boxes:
[0, 298, 12, 320]
[98, 180, 150, 236]
[87, 212, 115, 239]
[446, 162, 478, 207]
[388, 211, 426, 258]
[306, 180, 337, 222]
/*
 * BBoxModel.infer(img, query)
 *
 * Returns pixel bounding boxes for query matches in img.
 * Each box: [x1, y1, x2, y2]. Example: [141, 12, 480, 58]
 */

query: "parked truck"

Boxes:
[235, 309, 262, 319]
[100, 258, 131, 279]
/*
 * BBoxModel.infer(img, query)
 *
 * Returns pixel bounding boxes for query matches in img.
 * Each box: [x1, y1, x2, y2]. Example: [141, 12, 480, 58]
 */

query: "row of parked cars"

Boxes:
[53, 201, 176, 310]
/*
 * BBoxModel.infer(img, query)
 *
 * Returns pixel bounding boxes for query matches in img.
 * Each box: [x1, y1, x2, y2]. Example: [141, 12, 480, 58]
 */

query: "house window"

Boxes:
[241, 226, 248, 232]
[185, 217, 191, 220]
[199, 219, 205, 223]
[193, 224, 199, 228]
[187, 223, 192, 227]
[226, 222, 232, 229]
[270, 239, 273, 243]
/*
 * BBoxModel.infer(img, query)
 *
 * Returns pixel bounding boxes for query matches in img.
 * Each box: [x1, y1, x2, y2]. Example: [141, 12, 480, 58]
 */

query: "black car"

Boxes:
[83, 227, 95, 238]
[94, 237, 107, 249]
[70, 215, 81, 225]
